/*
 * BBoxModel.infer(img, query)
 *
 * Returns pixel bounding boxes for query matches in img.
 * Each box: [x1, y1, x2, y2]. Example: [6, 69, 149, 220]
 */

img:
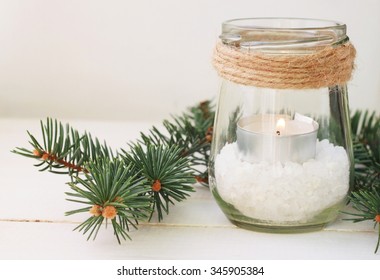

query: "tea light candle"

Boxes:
[236, 113, 319, 163]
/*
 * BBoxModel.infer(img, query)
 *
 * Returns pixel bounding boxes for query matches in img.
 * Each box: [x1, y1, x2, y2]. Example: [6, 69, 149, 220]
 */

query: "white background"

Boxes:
[0, 0, 379, 121]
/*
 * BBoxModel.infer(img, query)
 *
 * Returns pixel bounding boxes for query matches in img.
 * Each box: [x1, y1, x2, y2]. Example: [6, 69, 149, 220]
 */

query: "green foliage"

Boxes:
[223, 106, 242, 144]
[66, 159, 151, 243]
[347, 110, 380, 253]
[343, 189, 380, 253]
[12, 118, 113, 176]
[351, 110, 380, 162]
[122, 144, 195, 221]
[139, 101, 214, 185]
[350, 110, 380, 191]
[12, 102, 211, 242]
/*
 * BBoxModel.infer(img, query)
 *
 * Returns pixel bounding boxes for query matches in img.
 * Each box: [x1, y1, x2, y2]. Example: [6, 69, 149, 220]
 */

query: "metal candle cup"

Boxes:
[236, 114, 319, 163]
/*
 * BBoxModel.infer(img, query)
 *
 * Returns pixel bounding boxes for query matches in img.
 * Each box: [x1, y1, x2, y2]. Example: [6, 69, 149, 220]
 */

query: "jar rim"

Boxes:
[223, 17, 346, 31]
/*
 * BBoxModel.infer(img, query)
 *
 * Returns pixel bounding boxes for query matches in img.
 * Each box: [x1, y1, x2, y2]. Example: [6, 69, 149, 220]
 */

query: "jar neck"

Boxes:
[220, 18, 348, 53]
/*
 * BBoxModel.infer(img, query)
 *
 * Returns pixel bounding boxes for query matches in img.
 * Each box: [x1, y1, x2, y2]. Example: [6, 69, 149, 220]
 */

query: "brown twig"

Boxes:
[33, 149, 88, 173]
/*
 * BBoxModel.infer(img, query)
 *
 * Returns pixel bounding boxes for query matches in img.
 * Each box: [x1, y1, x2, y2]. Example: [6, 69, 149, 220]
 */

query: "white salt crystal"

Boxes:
[214, 140, 350, 223]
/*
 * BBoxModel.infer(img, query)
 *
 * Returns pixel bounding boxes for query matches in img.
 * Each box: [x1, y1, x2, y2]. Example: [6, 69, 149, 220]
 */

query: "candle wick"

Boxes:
[276, 130, 281, 136]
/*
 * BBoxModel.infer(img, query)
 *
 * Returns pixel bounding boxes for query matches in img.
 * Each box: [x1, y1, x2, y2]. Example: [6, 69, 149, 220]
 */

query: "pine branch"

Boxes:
[346, 110, 380, 253]
[65, 159, 151, 243]
[351, 110, 380, 162]
[12, 112, 201, 241]
[351, 110, 380, 192]
[122, 143, 195, 221]
[343, 189, 380, 253]
[12, 118, 113, 177]
[221, 106, 242, 144]
[139, 100, 214, 185]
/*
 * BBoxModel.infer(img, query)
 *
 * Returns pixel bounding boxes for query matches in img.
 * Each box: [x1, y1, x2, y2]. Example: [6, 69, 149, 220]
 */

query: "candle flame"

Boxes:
[276, 118, 286, 135]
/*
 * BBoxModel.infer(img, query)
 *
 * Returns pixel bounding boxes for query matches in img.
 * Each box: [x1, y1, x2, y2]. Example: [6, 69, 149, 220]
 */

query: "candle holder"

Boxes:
[210, 18, 355, 233]
[237, 113, 319, 164]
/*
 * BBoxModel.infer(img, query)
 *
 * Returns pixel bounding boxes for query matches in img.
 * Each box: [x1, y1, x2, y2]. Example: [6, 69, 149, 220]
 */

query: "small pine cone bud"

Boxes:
[195, 176, 208, 183]
[205, 126, 213, 143]
[200, 100, 208, 107]
[41, 153, 49, 161]
[152, 180, 162, 192]
[89, 205, 102, 217]
[375, 214, 380, 223]
[33, 149, 41, 157]
[102, 205, 117, 220]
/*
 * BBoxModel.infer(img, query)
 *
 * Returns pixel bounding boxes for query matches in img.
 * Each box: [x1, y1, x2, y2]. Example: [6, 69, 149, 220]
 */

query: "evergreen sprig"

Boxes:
[12, 118, 113, 176]
[343, 189, 380, 253]
[139, 100, 214, 185]
[66, 159, 151, 243]
[122, 143, 195, 221]
[347, 110, 380, 253]
[12, 102, 211, 242]
[351, 111, 380, 166]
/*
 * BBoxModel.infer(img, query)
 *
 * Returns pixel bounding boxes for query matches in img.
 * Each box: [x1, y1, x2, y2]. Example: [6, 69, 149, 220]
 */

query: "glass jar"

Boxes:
[210, 18, 355, 232]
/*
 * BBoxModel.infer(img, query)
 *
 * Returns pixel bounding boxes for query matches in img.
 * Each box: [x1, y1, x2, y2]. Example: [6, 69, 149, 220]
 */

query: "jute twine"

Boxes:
[212, 41, 356, 89]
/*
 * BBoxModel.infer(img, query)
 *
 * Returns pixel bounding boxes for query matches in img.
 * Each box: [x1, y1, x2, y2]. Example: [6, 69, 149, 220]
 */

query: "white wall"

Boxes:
[0, 0, 379, 121]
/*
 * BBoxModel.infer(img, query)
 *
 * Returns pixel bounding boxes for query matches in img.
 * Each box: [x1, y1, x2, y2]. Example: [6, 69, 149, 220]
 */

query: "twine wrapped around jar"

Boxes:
[212, 41, 356, 89]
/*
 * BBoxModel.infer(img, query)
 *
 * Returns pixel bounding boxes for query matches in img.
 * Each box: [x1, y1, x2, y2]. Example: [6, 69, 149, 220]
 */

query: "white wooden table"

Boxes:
[1, 118, 379, 260]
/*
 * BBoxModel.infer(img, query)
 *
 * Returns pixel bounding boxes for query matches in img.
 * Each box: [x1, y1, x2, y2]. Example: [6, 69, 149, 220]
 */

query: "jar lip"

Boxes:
[223, 17, 346, 31]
